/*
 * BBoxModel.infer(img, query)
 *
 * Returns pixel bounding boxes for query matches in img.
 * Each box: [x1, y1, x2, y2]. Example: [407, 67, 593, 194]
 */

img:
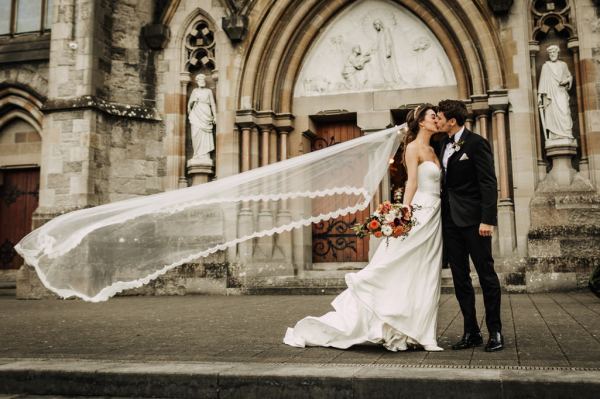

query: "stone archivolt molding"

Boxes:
[0, 85, 44, 132]
[293, 0, 458, 97]
[236, 0, 505, 114]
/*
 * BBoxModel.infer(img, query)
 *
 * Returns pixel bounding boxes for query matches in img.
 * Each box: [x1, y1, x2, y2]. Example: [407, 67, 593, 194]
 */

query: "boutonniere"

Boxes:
[451, 139, 465, 152]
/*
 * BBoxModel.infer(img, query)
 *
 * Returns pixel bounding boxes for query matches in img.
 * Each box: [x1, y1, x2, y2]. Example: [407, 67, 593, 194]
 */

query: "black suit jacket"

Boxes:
[436, 129, 498, 227]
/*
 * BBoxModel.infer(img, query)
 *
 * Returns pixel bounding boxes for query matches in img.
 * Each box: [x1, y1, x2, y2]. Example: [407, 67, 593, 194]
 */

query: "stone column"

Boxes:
[250, 126, 259, 170]
[568, 38, 590, 178]
[529, 41, 547, 181]
[471, 95, 490, 140]
[465, 117, 474, 131]
[237, 124, 254, 259]
[492, 107, 517, 255]
[178, 73, 190, 188]
[476, 114, 489, 140]
[275, 126, 293, 263]
[273, 112, 295, 271]
[255, 124, 274, 258]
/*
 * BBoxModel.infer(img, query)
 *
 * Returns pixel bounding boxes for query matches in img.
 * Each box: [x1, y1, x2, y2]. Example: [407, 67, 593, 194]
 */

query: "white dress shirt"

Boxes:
[442, 126, 465, 170]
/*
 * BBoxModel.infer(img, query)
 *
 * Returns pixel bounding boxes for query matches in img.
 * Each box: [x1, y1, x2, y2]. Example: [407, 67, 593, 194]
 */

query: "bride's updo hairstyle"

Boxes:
[401, 103, 435, 166]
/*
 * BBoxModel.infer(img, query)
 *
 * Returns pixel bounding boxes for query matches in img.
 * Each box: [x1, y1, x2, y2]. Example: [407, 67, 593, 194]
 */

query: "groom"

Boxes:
[435, 100, 503, 352]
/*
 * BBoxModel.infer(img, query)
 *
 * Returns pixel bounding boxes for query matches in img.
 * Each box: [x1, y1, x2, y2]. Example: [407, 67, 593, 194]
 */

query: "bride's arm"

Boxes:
[402, 145, 419, 206]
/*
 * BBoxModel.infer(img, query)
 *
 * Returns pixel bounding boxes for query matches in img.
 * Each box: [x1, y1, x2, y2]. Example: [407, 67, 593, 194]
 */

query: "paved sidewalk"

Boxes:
[1, 292, 599, 398]
[1, 292, 599, 368]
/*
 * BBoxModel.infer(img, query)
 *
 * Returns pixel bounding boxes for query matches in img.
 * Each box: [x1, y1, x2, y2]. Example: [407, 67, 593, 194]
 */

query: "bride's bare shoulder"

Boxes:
[406, 141, 428, 154]
[405, 141, 420, 152]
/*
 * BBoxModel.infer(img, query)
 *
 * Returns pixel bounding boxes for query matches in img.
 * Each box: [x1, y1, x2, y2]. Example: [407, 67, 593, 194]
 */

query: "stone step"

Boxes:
[244, 269, 487, 295]
[0, 281, 16, 296]
[0, 359, 598, 399]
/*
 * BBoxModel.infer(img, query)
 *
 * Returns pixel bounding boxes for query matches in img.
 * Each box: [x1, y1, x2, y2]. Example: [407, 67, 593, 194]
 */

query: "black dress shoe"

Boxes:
[485, 331, 504, 352]
[452, 332, 483, 350]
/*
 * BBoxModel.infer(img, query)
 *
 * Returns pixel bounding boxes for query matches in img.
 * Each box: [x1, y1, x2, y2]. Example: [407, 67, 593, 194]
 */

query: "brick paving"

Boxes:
[1, 293, 599, 369]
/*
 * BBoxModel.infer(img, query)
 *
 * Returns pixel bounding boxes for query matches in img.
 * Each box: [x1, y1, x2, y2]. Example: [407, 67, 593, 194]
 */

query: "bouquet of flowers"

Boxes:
[352, 189, 420, 246]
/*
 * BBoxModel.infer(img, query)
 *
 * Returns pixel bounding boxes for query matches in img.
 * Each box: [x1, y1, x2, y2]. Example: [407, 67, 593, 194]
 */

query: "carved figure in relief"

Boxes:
[371, 19, 405, 86]
[342, 45, 372, 89]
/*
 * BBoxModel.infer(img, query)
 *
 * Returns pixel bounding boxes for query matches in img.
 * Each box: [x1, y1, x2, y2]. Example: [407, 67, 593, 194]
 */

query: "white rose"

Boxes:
[384, 213, 396, 223]
[373, 211, 380, 218]
[381, 225, 393, 236]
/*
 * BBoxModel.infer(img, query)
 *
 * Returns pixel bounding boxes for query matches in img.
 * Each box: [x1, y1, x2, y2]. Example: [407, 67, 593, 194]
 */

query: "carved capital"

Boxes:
[235, 108, 256, 128]
[274, 113, 295, 133]
[470, 94, 490, 115]
[487, 90, 509, 112]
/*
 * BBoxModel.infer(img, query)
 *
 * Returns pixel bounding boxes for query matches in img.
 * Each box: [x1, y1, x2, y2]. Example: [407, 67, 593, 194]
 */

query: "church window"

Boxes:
[0, 0, 52, 36]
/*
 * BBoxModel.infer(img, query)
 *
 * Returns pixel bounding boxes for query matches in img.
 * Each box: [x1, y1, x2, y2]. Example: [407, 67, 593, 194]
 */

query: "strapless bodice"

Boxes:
[416, 161, 441, 197]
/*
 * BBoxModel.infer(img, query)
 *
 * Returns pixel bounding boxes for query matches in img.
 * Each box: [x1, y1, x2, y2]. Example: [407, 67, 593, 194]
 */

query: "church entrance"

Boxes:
[311, 119, 370, 266]
[0, 168, 39, 269]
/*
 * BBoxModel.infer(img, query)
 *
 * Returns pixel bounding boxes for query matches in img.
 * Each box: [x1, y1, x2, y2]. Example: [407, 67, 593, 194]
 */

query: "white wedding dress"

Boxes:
[284, 161, 443, 351]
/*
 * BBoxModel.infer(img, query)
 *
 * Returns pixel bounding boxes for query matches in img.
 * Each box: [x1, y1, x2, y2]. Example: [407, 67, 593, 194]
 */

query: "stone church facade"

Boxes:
[1, 0, 599, 297]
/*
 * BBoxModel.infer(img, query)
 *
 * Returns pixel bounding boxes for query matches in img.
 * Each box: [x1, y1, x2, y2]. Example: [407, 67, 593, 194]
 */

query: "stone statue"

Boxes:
[187, 74, 216, 163]
[537, 45, 574, 143]
[371, 19, 405, 86]
[341, 45, 371, 89]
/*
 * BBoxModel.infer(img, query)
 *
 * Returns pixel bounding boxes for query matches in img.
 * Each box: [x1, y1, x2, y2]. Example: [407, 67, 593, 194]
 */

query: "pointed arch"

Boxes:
[237, 0, 507, 113]
[0, 84, 44, 137]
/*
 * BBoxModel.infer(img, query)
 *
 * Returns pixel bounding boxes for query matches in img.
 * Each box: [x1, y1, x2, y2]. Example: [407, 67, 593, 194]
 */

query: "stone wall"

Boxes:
[105, 116, 166, 202]
[103, 0, 156, 107]
[0, 63, 49, 99]
[8, 0, 600, 298]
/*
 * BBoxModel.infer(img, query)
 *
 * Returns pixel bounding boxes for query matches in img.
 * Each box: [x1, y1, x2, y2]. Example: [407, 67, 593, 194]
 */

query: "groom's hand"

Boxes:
[479, 223, 494, 237]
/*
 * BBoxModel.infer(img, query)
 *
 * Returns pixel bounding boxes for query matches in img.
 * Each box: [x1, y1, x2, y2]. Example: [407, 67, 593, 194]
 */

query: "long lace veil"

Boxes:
[15, 124, 406, 302]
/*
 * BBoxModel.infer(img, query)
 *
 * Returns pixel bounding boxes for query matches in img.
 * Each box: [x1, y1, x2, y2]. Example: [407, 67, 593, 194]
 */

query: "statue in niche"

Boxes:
[187, 73, 216, 163]
[371, 19, 405, 86]
[341, 45, 372, 89]
[537, 45, 575, 144]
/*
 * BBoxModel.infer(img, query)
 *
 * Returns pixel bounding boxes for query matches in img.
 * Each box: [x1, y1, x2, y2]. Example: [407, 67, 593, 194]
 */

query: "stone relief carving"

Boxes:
[537, 45, 575, 145]
[187, 74, 216, 164]
[372, 19, 406, 85]
[411, 36, 450, 88]
[294, 0, 456, 97]
[342, 45, 372, 89]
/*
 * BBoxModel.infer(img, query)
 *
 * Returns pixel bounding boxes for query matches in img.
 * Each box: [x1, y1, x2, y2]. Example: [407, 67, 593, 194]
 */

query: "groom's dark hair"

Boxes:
[438, 100, 468, 126]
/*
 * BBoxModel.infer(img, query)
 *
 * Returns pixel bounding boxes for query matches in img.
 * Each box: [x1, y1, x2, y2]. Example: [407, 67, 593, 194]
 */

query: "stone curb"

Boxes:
[0, 359, 599, 398]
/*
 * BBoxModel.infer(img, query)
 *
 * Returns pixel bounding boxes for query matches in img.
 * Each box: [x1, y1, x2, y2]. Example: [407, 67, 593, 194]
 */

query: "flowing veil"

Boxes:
[15, 124, 406, 302]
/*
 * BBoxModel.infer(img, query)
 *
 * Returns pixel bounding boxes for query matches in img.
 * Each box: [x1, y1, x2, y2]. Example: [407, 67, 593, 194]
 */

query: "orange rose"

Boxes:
[393, 226, 406, 236]
[374, 231, 383, 238]
[368, 220, 380, 230]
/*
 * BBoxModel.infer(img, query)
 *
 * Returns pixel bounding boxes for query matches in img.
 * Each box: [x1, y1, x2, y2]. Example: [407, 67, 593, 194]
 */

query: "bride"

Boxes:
[284, 104, 444, 352]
